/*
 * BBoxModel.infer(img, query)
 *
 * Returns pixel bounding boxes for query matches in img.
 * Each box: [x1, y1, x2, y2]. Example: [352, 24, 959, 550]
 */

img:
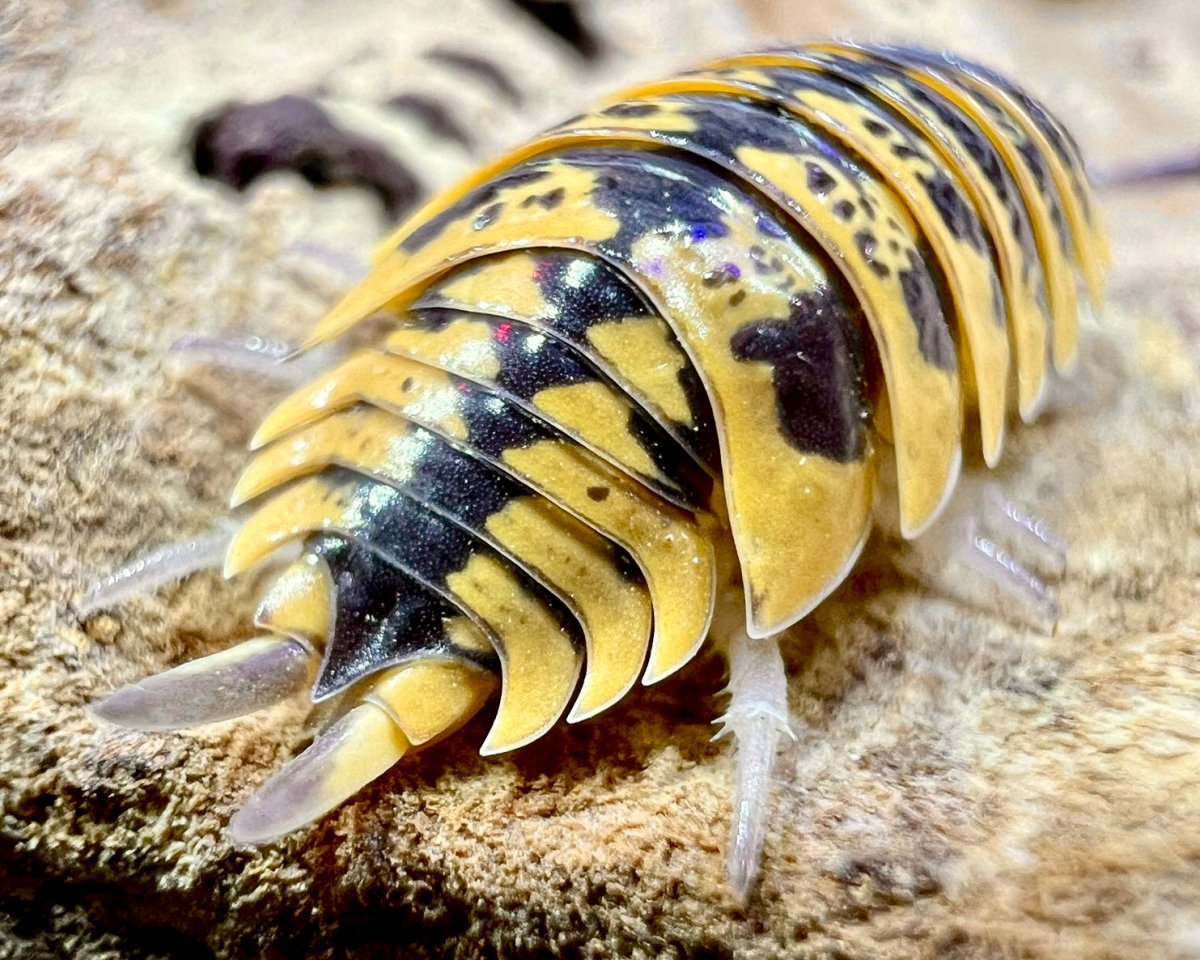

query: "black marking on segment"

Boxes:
[399, 168, 551, 253]
[914, 169, 985, 252]
[921, 68, 1075, 254]
[386, 93, 475, 150]
[527, 251, 722, 472]
[411, 307, 592, 397]
[898, 246, 957, 370]
[886, 64, 1075, 269]
[602, 102, 659, 119]
[310, 533, 498, 699]
[337, 414, 649, 594]
[424, 47, 524, 105]
[405, 308, 711, 505]
[866, 44, 1086, 183]
[393, 357, 707, 511]
[804, 53, 1043, 280]
[520, 186, 567, 210]
[320, 467, 585, 643]
[554, 134, 955, 371]
[584, 97, 959, 369]
[474, 201, 506, 230]
[372, 418, 519, 528]
[450, 375, 551, 458]
[854, 230, 889, 278]
[531, 251, 650, 339]
[730, 289, 869, 462]
[748, 66, 991, 257]
[622, 409, 713, 506]
[868, 42, 1098, 234]
[578, 149, 731, 263]
[807, 162, 836, 196]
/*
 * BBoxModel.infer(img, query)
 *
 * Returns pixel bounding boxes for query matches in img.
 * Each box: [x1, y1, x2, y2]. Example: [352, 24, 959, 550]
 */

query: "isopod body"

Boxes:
[93, 41, 1107, 893]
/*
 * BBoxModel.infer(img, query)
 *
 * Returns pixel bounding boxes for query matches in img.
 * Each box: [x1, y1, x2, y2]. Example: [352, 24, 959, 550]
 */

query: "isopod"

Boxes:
[87, 41, 1107, 899]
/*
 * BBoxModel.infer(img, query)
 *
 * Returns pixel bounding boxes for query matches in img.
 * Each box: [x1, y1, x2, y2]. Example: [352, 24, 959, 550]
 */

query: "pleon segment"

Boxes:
[307, 534, 498, 698]
[603, 68, 1009, 465]
[722, 49, 1054, 420]
[253, 551, 334, 644]
[226, 470, 584, 752]
[418, 251, 721, 474]
[385, 306, 709, 510]
[249, 349, 715, 686]
[236, 404, 654, 721]
[812, 43, 1079, 374]
[367, 656, 498, 747]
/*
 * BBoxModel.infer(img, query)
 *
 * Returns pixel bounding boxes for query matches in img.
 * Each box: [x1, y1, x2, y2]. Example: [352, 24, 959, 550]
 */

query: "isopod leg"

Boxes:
[901, 478, 1067, 624]
[93, 636, 317, 731]
[78, 519, 240, 617]
[712, 626, 795, 902]
[944, 482, 1065, 622]
[167, 333, 337, 387]
[953, 518, 1059, 622]
[978, 483, 1066, 576]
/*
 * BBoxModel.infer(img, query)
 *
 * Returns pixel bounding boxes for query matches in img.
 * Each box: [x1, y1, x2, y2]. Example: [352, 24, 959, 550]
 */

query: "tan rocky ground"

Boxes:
[2, 1, 1199, 957]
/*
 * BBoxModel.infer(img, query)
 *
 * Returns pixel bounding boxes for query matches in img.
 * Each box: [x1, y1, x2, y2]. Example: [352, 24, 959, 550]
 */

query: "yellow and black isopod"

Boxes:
[88, 41, 1107, 898]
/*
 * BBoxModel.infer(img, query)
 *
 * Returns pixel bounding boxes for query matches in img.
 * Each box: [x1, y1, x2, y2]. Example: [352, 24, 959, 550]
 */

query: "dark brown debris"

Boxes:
[191, 95, 423, 220]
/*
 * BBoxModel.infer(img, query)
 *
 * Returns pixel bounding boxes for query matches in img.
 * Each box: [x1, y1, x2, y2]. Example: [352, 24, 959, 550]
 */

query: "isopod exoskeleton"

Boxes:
[89, 41, 1106, 898]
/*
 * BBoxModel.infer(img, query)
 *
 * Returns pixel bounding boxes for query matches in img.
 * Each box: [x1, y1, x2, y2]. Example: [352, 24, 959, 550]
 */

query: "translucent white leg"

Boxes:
[228, 701, 409, 845]
[979, 483, 1066, 576]
[166, 334, 335, 387]
[78, 519, 239, 617]
[93, 636, 315, 731]
[901, 478, 1067, 626]
[168, 333, 293, 371]
[281, 242, 369, 280]
[952, 516, 1060, 623]
[712, 627, 795, 902]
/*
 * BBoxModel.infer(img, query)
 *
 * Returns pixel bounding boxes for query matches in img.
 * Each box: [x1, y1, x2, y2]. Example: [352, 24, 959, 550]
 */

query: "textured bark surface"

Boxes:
[2, 1, 1199, 958]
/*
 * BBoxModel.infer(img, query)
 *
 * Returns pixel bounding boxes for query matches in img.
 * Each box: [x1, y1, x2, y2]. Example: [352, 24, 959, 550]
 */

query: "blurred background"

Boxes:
[14, 0, 1198, 263]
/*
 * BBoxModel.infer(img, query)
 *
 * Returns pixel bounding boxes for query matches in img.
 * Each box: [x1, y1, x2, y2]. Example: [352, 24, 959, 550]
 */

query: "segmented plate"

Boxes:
[109, 43, 1106, 821]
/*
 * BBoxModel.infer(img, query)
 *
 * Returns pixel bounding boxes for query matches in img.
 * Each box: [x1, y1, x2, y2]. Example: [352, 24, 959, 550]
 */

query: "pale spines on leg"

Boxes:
[92, 636, 317, 732]
[711, 619, 795, 902]
[978, 482, 1066, 575]
[892, 475, 1067, 625]
[947, 481, 1066, 622]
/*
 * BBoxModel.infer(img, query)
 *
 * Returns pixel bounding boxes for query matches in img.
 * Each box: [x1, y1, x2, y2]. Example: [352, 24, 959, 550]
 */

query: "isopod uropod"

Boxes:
[88, 41, 1107, 898]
